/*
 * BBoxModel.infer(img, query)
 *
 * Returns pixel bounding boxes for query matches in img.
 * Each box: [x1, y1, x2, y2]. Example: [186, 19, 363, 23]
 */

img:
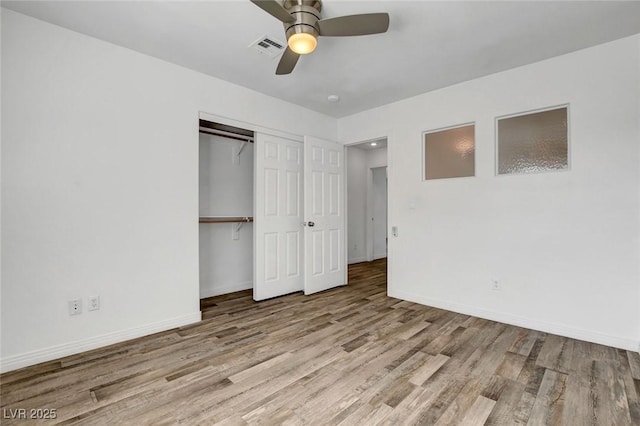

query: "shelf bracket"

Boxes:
[232, 141, 248, 165]
[232, 217, 251, 240]
[237, 142, 248, 157]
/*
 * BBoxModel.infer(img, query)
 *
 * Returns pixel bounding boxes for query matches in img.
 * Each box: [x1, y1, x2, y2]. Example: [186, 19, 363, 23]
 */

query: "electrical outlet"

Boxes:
[68, 299, 82, 315]
[88, 296, 100, 311]
[491, 280, 501, 291]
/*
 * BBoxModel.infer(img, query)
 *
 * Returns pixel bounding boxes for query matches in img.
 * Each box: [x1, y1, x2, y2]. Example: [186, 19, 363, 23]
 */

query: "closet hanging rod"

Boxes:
[199, 216, 254, 224]
[199, 127, 254, 143]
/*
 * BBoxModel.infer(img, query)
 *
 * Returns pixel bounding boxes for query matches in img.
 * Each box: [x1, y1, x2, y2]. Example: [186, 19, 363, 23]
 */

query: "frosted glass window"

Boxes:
[424, 124, 475, 180]
[497, 107, 568, 175]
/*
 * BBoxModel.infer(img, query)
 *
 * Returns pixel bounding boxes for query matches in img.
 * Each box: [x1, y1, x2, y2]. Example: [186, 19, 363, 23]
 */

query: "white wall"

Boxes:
[338, 35, 640, 351]
[199, 134, 253, 298]
[347, 147, 367, 264]
[367, 146, 388, 169]
[372, 167, 387, 259]
[199, 134, 254, 217]
[1, 9, 336, 372]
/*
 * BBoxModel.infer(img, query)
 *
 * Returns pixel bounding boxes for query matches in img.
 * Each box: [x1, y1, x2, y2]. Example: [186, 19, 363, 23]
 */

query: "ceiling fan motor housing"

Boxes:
[283, 0, 322, 41]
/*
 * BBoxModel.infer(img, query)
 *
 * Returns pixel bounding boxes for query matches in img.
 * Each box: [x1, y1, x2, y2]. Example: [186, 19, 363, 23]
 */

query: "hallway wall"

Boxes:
[347, 146, 387, 264]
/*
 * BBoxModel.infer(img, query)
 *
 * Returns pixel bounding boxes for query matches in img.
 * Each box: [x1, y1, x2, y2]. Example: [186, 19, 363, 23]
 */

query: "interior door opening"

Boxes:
[346, 138, 388, 265]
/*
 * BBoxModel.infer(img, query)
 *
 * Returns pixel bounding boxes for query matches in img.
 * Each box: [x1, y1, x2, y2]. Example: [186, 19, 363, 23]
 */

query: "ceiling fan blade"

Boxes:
[317, 13, 389, 37]
[250, 0, 295, 23]
[276, 47, 300, 75]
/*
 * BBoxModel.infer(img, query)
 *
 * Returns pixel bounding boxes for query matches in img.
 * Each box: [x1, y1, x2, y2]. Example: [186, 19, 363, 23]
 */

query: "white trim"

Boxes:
[348, 257, 368, 265]
[0, 312, 201, 373]
[200, 281, 252, 299]
[389, 289, 639, 352]
[343, 144, 349, 285]
[199, 111, 303, 143]
[373, 253, 387, 260]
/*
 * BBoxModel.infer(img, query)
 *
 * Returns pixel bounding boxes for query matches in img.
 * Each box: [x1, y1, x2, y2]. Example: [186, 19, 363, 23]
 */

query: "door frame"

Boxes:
[199, 112, 303, 143]
[199, 112, 350, 300]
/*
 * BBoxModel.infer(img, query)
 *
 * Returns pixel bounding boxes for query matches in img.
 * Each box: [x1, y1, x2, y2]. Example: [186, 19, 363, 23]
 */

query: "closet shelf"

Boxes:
[199, 216, 254, 224]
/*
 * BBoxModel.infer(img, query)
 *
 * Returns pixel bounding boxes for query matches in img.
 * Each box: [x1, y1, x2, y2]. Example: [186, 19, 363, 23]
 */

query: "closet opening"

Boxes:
[199, 119, 255, 299]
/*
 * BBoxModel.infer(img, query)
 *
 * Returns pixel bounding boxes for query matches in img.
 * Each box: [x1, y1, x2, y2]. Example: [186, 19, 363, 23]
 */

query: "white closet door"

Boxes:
[304, 136, 346, 295]
[254, 133, 304, 301]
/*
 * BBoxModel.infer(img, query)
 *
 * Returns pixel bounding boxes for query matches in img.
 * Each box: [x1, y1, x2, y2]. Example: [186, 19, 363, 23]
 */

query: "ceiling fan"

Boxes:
[250, 0, 390, 75]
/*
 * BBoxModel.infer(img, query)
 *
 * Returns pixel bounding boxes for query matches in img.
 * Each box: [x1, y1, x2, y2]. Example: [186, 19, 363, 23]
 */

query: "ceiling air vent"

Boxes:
[249, 35, 286, 58]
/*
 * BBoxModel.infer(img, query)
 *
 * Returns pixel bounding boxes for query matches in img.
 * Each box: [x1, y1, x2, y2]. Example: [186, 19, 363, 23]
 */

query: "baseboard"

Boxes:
[0, 311, 201, 373]
[348, 257, 367, 265]
[200, 281, 253, 299]
[388, 288, 639, 352]
[373, 253, 387, 260]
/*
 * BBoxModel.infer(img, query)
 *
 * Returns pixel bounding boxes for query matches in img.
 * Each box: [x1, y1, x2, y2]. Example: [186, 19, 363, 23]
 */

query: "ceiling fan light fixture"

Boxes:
[288, 32, 317, 54]
[251, 0, 390, 74]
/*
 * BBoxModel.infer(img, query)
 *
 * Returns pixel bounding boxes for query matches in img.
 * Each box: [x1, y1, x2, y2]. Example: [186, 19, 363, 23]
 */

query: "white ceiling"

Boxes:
[3, 1, 640, 118]
[350, 138, 387, 151]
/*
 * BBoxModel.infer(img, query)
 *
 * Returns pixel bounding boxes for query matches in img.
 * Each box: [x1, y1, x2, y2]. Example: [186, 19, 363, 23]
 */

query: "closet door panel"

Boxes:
[286, 171, 300, 217]
[304, 136, 346, 295]
[328, 228, 341, 273]
[264, 168, 279, 217]
[264, 233, 279, 282]
[311, 171, 324, 215]
[286, 145, 301, 164]
[311, 230, 324, 276]
[254, 133, 304, 301]
[328, 172, 341, 216]
[286, 231, 300, 277]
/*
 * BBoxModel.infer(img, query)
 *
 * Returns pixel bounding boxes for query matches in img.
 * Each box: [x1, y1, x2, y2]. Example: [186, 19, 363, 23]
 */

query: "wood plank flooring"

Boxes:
[2, 259, 639, 425]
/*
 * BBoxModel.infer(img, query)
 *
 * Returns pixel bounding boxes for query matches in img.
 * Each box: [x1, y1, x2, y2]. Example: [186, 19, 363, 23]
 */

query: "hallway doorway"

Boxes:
[347, 258, 387, 290]
[346, 138, 388, 264]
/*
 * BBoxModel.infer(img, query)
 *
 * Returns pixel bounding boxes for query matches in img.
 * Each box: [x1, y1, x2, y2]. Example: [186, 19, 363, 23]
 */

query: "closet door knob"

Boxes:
[304, 221, 315, 227]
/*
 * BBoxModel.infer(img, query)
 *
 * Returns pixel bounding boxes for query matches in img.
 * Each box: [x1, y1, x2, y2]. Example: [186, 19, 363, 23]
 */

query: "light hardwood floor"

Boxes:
[1, 259, 639, 425]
